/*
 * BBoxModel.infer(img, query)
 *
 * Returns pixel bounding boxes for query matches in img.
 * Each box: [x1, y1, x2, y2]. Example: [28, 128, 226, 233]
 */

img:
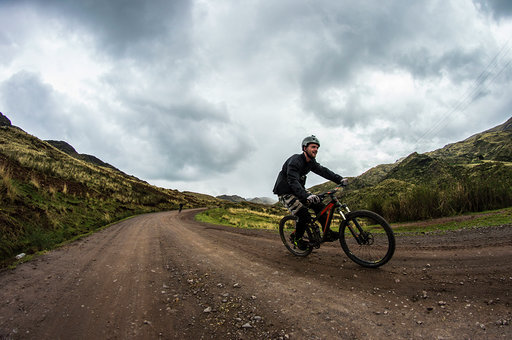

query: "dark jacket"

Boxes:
[273, 153, 343, 201]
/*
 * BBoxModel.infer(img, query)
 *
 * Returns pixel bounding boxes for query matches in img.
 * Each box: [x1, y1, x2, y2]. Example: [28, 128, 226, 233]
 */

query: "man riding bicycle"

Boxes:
[273, 135, 348, 250]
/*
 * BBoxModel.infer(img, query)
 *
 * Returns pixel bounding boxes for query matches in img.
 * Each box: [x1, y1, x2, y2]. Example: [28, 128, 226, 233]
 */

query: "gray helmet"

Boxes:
[301, 135, 320, 149]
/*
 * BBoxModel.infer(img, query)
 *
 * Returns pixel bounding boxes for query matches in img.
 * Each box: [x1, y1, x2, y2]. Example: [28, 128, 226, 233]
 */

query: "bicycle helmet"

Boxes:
[301, 135, 320, 149]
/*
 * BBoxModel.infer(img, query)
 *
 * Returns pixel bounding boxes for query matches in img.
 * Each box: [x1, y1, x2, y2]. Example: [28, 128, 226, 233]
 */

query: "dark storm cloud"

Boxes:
[29, 0, 192, 60]
[150, 117, 254, 180]
[474, 0, 512, 19]
[397, 48, 486, 81]
[294, 2, 412, 126]
[114, 97, 253, 180]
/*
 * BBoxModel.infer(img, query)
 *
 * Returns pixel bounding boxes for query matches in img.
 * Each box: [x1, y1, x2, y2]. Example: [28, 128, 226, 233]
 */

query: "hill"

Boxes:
[0, 113, 222, 265]
[216, 194, 277, 205]
[216, 194, 246, 203]
[426, 116, 512, 162]
[310, 117, 512, 221]
[248, 197, 277, 205]
[45, 140, 122, 173]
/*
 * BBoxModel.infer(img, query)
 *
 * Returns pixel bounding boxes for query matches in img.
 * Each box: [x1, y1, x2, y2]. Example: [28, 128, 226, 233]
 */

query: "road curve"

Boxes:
[1, 209, 511, 339]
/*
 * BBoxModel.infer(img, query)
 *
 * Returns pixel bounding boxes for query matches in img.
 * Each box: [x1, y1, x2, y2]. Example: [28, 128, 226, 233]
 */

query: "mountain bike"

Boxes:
[279, 186, 395, 268]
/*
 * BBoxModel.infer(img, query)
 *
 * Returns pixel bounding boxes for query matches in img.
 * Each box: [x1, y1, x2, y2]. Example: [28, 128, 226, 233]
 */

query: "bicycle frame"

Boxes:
[310, 187, 371, 246]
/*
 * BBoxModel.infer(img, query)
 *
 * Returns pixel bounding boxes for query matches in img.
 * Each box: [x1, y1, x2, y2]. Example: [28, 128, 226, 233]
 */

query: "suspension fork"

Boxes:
[338, 205, 370, 245]
[336, 202, 350, 221]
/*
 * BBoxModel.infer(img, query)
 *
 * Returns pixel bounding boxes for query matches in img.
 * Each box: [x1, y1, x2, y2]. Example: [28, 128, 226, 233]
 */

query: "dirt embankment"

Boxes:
[0, 209, 511, 339]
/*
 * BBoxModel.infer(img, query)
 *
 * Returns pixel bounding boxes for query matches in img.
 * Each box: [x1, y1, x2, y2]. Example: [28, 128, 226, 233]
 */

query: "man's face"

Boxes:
[304, 143, 319, 160]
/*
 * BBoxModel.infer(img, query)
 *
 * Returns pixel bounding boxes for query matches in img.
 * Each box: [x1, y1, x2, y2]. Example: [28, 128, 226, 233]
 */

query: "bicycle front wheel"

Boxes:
[339, 210, 395, 268]
[279, 215, 313, 257]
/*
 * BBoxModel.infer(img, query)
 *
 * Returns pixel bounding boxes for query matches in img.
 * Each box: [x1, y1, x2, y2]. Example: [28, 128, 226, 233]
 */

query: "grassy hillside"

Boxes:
[427, 117, 512, 162]
[310, 117, 512, 222]
[0, 123, 220, 266]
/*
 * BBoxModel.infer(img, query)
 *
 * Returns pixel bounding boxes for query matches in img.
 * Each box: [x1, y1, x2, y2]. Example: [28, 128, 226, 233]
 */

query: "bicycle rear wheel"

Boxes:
[279, 215, 313, 257]
[339, 210, 395, 268]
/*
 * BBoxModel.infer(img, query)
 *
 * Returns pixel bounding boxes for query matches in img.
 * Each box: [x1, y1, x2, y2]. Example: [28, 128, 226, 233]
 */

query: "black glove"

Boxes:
[307, 194, 321, 204]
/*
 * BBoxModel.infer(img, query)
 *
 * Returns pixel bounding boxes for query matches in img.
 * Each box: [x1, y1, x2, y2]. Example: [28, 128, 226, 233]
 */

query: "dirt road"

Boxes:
[1, 209, 511, 339]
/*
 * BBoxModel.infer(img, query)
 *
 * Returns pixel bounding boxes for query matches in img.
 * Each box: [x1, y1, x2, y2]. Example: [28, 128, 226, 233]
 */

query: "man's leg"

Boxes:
[310, 203, 327, 229]
[279, 194, 312, 244]
[295, 207, 312, 239]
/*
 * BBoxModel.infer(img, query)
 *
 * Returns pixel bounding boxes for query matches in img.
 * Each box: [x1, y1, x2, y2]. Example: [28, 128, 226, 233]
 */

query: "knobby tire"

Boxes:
[339, 210, 395, 268]
[279, 215, 313, 257]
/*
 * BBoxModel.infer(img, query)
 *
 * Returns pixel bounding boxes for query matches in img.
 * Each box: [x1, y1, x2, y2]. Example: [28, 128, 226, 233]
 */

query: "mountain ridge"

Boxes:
[45, 140, 124, 174]
[426, 117, 512, 163]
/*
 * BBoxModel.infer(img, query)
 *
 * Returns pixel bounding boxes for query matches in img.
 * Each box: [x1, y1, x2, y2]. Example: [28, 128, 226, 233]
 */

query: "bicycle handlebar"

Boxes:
[317, 184, 346, 200]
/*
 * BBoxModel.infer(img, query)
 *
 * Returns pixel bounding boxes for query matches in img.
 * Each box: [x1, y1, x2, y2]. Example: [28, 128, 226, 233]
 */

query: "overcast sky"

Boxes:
[1, 0, 511, 199]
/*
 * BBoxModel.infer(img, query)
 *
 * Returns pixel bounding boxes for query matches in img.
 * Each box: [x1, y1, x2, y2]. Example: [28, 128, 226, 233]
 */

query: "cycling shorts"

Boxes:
[279, 194, 304, 215]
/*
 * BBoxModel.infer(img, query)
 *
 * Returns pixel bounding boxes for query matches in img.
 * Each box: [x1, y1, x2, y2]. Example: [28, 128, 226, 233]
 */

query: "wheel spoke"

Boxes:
[340, 210, 395, 267]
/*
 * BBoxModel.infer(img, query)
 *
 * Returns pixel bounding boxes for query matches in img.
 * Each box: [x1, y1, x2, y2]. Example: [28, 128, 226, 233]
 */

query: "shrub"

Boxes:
[374, 175, 512, 222]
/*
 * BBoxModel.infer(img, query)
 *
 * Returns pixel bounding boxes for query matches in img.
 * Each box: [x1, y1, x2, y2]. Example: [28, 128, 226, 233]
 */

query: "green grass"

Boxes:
[391, 207, 512, 233]
[195, 206, 284, 230]
[195, 205, 512, 235]
[0, 176, 161, 264]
